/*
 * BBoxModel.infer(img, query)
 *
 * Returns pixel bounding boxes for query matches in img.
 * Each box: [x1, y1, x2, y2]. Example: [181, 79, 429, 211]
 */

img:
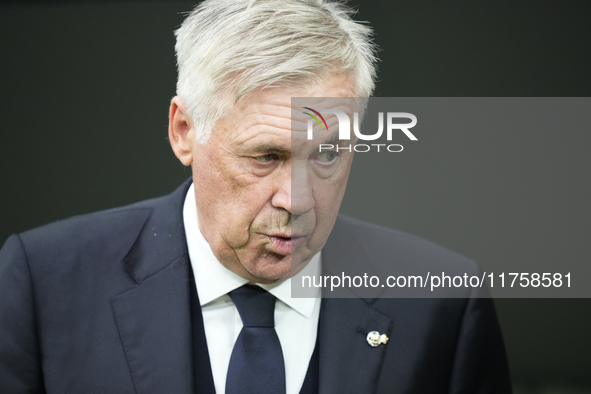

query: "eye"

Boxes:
[316, 150, 339, 164]
[255, 153, 279, 163]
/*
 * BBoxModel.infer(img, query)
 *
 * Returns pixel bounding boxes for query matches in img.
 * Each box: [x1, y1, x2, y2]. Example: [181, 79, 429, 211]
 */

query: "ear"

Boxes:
[168, 96, 194, 166]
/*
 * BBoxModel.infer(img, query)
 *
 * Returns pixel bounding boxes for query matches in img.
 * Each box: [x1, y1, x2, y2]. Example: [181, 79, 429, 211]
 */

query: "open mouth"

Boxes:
[267, 235, 304, 255]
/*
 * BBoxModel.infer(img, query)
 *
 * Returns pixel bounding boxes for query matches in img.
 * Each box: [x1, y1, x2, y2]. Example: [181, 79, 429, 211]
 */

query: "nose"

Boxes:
[271, 160, 315, 215]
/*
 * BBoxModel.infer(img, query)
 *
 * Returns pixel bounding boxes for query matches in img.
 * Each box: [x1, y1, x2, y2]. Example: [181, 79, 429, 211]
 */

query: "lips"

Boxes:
[266, 234, 305, 255]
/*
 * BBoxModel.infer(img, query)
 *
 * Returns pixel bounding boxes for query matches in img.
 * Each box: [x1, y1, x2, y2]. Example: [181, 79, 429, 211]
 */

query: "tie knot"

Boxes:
[229, 285, 276, 327]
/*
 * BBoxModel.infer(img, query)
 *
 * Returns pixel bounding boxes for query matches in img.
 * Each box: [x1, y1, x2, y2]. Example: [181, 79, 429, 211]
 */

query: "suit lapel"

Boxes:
[317, 216, 394, 394]
[317, 298, 393, 394]
[111, 179, 210, 394]
[111, 256, 195, 394]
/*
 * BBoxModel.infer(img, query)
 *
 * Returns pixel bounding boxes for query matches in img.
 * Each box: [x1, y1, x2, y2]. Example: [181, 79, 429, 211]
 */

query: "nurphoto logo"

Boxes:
[302, 107, 418, 153]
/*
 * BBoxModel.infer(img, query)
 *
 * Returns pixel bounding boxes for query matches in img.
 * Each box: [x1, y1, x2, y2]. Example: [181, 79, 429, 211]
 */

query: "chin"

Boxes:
[245, 253, 292, 283]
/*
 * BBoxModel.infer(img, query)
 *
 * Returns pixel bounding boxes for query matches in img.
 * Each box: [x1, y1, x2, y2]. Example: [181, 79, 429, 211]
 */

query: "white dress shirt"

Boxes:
[183, 183, 321, 394]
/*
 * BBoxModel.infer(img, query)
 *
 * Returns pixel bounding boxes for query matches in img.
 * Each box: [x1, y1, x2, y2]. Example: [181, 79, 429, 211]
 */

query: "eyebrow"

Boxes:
[322, 133, 340, 146]
[249, 133, 347, 155]
[321, 132, 350, 146]
[250, 144, 291, 154]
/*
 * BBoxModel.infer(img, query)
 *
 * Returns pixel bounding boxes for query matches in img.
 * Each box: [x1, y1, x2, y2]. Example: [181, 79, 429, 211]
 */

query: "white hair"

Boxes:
[174, 0, 378, 143]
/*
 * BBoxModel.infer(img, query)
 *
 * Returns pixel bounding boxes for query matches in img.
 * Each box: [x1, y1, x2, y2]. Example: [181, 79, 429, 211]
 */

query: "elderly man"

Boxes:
[0, 0, 511, 393]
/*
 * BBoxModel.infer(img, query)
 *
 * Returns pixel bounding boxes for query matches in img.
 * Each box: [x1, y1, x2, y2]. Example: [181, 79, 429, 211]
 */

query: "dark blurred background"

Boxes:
[1, 1, 590, 392]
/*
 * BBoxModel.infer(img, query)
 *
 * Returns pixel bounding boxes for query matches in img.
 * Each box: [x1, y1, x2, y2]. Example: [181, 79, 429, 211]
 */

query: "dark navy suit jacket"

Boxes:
[0, 179, 511, 393]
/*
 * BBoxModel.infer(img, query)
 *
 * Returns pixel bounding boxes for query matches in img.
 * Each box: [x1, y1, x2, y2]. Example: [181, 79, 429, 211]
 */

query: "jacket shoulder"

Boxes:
[8, 178, 190, 279]
[16, 178, 191, 256]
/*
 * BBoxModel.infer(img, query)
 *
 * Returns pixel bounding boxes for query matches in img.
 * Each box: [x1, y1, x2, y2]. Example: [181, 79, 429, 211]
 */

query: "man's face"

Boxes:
[171, 74, 356, 283]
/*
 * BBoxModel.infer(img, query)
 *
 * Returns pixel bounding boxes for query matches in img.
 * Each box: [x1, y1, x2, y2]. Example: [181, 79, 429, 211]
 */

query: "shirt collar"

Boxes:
[183, 183, 320, 318]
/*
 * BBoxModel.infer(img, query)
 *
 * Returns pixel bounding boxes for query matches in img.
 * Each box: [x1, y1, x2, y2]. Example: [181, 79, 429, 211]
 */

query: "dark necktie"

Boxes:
[226, 285, 286, 394]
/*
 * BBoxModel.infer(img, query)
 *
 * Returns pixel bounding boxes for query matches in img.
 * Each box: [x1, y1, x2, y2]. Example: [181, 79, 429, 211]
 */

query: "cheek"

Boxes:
[207, 181, 276, 248]
[224, 190, 273, 242]
[311, 188, 341, 237]
[193, 147, 260, 209]
[315, 160, 351, 216]
[307, 162, 351, 246]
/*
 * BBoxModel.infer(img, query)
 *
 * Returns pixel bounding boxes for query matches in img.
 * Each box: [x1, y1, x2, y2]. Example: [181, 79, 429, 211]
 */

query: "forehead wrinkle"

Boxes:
[227, 108, 293, 148]
[243, 100, 293, 119]
[235, 127, 292, 152]
[238, 123, 293, 142]
[233, 108, 292, 138]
